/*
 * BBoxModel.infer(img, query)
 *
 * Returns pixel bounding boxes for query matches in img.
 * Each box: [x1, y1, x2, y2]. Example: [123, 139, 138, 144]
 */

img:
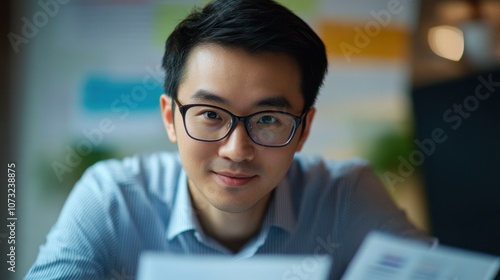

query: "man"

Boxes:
[26, 0, 433, 279]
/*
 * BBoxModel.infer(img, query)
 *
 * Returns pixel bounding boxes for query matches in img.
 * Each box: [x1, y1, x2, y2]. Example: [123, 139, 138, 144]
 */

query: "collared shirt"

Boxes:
[26, 152, 433, 280]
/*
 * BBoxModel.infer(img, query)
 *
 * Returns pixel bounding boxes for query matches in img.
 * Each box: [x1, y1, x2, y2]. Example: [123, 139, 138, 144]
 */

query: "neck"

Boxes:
[189, 188, 272, 253]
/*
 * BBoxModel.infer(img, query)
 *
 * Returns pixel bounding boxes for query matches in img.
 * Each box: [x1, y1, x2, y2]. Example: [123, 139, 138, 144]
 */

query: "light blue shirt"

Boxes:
[26, 152, 433, 279]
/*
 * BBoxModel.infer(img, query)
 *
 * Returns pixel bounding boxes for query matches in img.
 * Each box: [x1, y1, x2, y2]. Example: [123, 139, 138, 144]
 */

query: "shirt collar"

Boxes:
[265, 175, 297, 234]
[166, 170, 298, 241]
[166, 170, 197, 240]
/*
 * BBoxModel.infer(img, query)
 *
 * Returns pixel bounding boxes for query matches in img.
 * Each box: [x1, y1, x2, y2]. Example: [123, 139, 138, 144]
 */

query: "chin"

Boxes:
[211, 199, 257, 214]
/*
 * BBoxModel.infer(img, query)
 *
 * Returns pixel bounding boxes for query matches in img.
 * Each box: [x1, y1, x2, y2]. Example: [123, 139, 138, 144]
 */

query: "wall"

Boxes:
[7, 0, 421, 278]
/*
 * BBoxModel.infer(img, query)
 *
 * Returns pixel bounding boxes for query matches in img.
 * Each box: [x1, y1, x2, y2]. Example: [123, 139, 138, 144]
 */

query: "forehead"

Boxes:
[177, 44, 304, 113]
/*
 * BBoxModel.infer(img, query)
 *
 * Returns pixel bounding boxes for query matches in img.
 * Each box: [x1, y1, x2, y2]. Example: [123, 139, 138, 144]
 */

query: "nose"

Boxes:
[218, 122, 255, 162]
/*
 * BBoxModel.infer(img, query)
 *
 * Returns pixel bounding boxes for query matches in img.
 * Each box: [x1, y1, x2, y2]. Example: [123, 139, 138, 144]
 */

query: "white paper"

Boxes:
[342, 231, 500, 280]
[137, 253, 332, 280]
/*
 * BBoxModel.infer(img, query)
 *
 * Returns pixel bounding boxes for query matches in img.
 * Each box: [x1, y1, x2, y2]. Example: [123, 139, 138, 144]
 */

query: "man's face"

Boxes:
[161, 44, 315, 214]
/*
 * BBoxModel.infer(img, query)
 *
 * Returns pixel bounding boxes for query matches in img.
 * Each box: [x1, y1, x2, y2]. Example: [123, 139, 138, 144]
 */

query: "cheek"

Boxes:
[178, 138, 213, 164]
[175, 117, 210, 158]
[177, 135, 219, 181]
[259, 147, 296, 180]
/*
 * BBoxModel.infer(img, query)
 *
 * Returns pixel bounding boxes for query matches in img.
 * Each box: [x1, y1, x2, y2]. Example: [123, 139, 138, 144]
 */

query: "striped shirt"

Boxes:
[26, 152, 432, 279]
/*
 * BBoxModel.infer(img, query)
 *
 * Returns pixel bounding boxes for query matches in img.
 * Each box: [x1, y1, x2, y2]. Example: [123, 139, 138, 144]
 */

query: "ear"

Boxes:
[295, 107, 316, 152]
[160, 94, 177, 143]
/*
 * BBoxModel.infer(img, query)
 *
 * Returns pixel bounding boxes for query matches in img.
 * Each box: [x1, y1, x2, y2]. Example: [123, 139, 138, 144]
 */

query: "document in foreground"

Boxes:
[137, 253, 331, 280]
[342, 231, 500, 280]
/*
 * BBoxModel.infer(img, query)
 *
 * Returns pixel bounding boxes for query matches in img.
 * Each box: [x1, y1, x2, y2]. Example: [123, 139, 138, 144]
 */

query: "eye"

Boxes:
[203, 111, 221, 120]
[257, 115, 277, 124]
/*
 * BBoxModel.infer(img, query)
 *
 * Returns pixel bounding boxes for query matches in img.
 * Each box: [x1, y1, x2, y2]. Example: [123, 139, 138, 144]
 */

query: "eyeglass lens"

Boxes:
[183, 105, 297, 146]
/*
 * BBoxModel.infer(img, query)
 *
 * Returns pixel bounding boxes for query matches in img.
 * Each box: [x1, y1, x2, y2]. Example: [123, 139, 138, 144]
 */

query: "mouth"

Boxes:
[213, 171, 256, 187]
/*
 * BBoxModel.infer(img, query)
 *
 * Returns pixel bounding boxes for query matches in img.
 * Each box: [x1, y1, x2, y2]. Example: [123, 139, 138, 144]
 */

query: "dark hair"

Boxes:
[162, 0, 328, 110]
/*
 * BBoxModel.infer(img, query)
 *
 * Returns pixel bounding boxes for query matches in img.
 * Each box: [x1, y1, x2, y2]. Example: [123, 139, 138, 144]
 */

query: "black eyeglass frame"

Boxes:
[173, 99, 306, 147]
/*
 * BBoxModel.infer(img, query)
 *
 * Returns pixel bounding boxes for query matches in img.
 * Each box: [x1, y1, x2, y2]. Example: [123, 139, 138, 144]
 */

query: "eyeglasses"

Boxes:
[174, 99, 305, 147]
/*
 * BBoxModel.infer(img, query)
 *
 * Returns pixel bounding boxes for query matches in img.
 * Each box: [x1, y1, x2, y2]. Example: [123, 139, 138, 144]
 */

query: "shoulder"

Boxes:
[74, 151, 184, 209]
[287, 154, 383, 211]
[289, 153, 372, 186]
[25, 152, 183, 279]
[85, 151, 181, 178]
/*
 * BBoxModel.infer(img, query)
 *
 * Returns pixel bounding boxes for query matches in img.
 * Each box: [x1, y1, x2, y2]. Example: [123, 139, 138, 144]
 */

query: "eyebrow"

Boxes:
[191, 90, 228, 104]
[190, 89, 292, 109]
[255, 96, 291, 109]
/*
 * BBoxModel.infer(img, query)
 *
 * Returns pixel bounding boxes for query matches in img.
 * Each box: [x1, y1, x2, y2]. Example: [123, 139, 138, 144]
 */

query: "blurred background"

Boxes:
[1, 0, 499, 278]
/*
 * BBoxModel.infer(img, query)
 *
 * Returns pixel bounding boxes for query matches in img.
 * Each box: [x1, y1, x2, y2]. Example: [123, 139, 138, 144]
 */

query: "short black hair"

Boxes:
[162, 0, 328, 110]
